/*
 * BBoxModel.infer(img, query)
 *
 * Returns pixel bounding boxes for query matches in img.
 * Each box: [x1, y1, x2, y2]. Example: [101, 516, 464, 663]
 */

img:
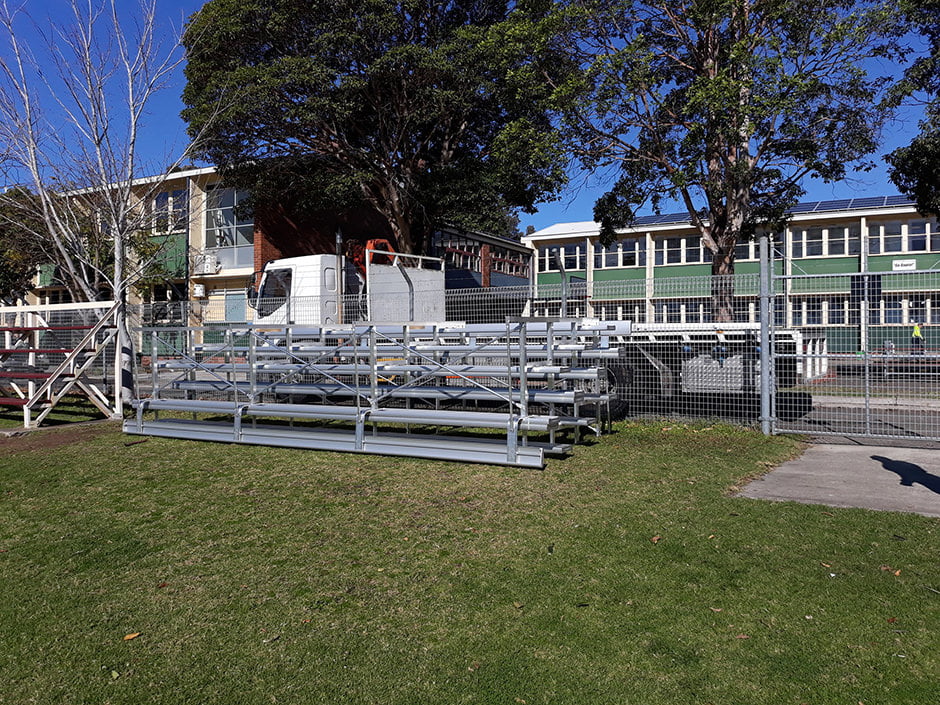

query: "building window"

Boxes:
[733, 239, 750, 262]
[657, 300, 682, 323]
[772, 232, 786, 260]
[594, 242, 619, 268]
[803, 228, 823, 257]
[538, 246, 555, 271]
[791, 230, 803, 259]
[909, 219, 928, 252]
[828, 226, 845, 256]
[206, 186, 254, 269]
[153, 188, 188, 234]
[686, 236, 704, 263]
[791, 300, 803, 327]
[909, 296, 927, 324]
[562, 243, 581, 270]
[806, 298, 823, 325]
[847, 225, 861, 255]
[868, 224, 880, 254]
[656, 237, 683, 265]
[828, 297, 846, 325]
[733, 297, 753, 323]
[621, 239, 644, 267]
[884, 221, 902, 253]
[885, 295, 903, 324]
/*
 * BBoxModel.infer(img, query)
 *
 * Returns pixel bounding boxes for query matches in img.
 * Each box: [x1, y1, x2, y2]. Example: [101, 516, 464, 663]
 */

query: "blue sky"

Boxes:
[16, 0, 924, 232]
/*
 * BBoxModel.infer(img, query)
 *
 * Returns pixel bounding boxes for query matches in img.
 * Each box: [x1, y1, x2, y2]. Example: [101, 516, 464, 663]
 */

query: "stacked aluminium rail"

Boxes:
[125, 318, 630, 468]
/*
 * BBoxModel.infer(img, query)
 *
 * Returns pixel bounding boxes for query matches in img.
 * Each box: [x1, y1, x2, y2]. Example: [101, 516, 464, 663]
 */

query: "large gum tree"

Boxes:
[181, 0, 570, 255]
[887, 0, 940, 214]
[561, 0, 900, 321]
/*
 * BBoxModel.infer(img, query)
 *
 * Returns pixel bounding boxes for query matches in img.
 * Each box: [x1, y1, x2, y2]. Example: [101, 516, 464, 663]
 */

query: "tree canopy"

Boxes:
[560, 0, 900, 320]
[886, 0, 940, 214]
[182, 0, 569, 254]
[0, 189, 45, 303]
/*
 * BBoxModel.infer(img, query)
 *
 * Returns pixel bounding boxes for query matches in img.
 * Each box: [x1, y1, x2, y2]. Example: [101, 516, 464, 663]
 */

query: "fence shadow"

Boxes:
[871, 455, 940, 495]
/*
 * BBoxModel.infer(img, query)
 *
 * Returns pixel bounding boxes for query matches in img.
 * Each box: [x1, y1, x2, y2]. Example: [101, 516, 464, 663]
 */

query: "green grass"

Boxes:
[0, 422, 937, 704]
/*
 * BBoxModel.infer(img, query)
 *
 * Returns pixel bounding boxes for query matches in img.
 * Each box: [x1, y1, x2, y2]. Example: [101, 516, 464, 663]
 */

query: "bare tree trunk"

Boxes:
[711, 248, 736, 323]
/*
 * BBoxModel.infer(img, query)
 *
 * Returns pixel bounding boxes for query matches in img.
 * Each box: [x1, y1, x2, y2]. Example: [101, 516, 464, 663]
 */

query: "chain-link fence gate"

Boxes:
[771, 267, 940, 443]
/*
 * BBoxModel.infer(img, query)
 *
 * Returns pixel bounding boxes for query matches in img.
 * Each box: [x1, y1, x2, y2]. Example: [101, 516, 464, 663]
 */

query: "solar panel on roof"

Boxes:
[653, 213, 683, 224]
[788, 202, 816, 213]
[635, 212, 687, 225]
[612, 194, 908, 231]
[814, 199, 853, 211]
[884, 195, 913, 206]
[848, 197, 884, 208]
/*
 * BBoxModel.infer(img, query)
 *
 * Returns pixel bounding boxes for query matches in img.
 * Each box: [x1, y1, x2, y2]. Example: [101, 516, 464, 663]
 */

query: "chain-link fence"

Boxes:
[772, 269, 940, 442]
[127, 266, 940, 444]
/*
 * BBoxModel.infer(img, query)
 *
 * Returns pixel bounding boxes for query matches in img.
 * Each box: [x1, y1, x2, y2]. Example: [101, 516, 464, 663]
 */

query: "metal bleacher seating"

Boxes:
[125, 318, 631, 468]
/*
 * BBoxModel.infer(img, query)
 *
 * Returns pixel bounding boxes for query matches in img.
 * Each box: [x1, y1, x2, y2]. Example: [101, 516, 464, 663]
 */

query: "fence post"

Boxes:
[759, 233, 773, 435]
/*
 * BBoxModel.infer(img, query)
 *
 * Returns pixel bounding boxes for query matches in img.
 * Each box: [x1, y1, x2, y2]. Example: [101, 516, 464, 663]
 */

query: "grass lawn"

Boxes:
[0, 421, 937, 704]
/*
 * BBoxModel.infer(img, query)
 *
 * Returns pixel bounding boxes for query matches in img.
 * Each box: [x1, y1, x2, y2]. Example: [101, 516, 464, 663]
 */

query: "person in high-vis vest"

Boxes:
[912, 321, 925, 355]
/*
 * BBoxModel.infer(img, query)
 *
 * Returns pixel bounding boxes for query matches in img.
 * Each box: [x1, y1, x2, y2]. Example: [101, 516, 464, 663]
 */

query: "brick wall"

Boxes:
[253, 205, 392, 268]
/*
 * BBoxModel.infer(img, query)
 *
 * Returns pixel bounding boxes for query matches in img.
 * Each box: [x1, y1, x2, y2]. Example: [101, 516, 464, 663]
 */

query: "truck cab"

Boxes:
[247, 255, 359, 326]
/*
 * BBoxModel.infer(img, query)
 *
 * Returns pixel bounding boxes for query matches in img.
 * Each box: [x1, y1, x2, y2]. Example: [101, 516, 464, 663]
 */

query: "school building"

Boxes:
[522, 195, 940, 352]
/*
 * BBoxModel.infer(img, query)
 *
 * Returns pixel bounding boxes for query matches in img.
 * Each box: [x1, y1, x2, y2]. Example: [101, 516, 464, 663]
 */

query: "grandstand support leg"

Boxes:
[507, 416, 520, 464]
[355, 411, 366, 451]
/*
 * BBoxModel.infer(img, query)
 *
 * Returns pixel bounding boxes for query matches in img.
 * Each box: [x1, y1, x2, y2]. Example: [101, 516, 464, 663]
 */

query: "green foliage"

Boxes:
[887, 0, 940, 215]
[561, 0, 901, 252]
[182, 0, 570, 253]
[0, 188, 45, 301]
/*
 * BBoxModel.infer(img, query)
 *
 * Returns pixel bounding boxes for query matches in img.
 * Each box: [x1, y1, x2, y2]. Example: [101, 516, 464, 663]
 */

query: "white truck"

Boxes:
[246, 251, 445, 326]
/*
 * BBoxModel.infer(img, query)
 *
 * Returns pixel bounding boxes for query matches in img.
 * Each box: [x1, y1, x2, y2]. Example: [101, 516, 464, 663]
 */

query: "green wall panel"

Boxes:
[825, 327, 861, 354]
[593, 268, 646, 282]
[867, 254, 940, 273]
[653, 264, 710, 278]
[150, 233, 188, 279]
[36, 263, 56, 288]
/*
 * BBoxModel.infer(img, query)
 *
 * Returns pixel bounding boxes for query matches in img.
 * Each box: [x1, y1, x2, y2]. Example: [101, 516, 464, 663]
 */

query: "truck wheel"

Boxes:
[604, 363, 633, 419]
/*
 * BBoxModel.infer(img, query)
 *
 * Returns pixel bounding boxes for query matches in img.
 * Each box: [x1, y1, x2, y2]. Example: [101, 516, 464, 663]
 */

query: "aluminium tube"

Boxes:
[759, 232, 773, 435]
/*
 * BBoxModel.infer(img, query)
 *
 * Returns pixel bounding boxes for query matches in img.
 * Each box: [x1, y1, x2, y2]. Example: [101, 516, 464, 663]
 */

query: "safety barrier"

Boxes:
[0, 301, 121, 427]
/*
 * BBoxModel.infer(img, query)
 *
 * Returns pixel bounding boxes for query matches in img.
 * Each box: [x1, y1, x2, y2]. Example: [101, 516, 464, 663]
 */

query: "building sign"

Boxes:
[892, 259, 917, 272]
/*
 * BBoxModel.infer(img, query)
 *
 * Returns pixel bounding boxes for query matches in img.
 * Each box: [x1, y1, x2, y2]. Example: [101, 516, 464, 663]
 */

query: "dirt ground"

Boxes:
[0, 421, 119, 454]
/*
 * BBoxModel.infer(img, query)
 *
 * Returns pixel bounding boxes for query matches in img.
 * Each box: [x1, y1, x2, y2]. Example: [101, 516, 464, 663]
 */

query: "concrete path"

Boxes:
[739, 442, 940, 518]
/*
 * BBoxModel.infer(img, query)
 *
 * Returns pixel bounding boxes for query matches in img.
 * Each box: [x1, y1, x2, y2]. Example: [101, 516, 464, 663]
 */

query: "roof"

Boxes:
[527, 195, 918, 242]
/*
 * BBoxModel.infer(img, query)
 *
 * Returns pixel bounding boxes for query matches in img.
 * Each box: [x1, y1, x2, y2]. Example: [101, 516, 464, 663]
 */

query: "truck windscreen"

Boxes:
[257, 268, 292, 317]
